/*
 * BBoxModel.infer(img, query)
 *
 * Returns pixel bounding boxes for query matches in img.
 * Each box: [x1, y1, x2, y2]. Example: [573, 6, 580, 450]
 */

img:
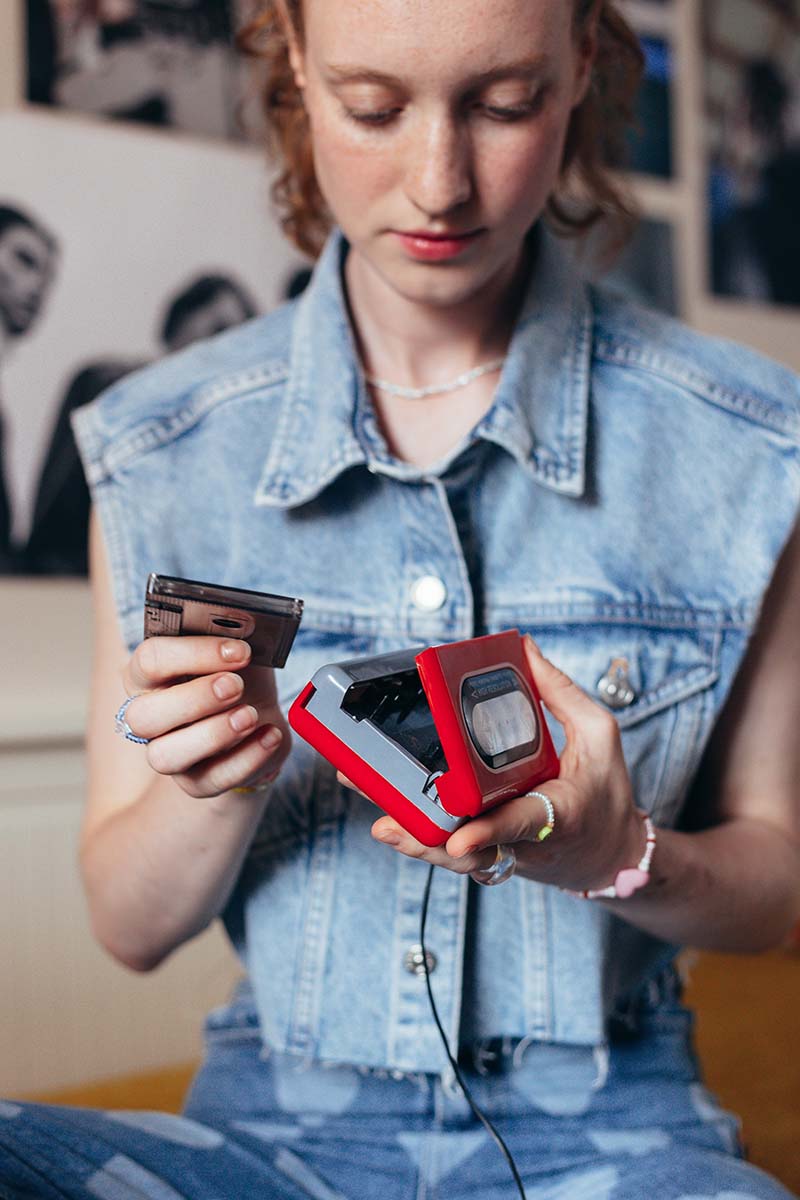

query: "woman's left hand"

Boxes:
[344, 636, 647, 891]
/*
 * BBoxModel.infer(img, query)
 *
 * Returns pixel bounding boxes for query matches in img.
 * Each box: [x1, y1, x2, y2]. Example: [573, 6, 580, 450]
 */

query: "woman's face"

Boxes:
[292, 0, 593, 308]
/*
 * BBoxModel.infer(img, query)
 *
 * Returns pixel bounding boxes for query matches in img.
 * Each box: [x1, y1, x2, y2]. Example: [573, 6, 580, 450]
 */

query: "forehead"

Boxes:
[303, 0, 574, 75]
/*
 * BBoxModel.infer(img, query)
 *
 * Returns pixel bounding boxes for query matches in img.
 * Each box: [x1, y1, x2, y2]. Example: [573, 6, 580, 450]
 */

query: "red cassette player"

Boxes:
[288, 630, 559, 847]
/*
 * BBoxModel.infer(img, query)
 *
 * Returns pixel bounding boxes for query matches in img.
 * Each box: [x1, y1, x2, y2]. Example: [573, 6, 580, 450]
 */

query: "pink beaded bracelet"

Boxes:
[573, 812, 657, 900]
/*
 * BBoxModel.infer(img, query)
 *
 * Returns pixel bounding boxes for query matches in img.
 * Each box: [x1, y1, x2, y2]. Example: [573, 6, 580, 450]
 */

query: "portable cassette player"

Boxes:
[288, 630, 559, 846]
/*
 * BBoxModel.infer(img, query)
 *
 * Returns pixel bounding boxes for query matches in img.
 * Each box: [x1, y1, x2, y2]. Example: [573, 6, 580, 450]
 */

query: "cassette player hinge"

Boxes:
[422, 771, 444, 804]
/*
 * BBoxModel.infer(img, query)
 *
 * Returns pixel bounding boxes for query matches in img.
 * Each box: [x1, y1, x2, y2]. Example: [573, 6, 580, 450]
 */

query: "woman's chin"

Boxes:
[354, 246, 517, 313]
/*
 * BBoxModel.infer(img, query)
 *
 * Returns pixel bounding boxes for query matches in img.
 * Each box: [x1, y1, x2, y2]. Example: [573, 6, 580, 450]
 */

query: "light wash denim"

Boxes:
[68, 226, 800, 1077]
[0, 971, 796, 1198]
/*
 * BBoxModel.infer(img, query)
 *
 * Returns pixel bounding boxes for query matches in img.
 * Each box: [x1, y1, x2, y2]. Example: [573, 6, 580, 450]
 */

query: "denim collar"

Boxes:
[256, 226, 591, 507]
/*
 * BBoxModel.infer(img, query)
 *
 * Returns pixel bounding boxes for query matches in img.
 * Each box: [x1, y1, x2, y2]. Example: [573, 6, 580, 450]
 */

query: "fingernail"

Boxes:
[213, 673, 243, 701]
[259, 726, 283, 751]
[221, 639, 250, 662]
[230, 704, 258, 732]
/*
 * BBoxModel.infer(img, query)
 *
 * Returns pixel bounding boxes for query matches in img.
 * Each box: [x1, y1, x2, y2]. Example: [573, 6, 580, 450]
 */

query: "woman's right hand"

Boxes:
[81, 513, 293, 968]
[119, 635, 291, 798]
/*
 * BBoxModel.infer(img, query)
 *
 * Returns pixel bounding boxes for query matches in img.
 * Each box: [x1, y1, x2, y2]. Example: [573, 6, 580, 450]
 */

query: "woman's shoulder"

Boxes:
[70, 300, 298, 478]
[590, 285, 800, 441]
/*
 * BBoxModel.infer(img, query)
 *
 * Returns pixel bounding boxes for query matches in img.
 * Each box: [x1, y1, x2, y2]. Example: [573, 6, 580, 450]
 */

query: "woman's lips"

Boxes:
[393, 229, 484, 261]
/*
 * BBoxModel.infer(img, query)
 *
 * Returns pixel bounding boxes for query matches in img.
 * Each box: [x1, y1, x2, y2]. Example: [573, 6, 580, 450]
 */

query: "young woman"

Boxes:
[2, 1, 799, 1197]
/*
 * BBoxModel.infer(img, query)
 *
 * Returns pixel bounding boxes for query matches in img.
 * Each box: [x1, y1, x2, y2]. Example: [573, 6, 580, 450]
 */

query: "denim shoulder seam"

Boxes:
[87, 361, 289, 482]
[593, 334, 800, 441]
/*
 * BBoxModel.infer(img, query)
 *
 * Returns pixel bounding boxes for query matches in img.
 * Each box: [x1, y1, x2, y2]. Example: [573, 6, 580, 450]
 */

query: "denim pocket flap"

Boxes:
[539, 624, 721, 730]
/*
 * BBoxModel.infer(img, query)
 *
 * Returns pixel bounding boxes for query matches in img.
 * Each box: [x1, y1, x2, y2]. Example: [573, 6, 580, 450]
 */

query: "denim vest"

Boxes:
[73, 228, 800, 1073]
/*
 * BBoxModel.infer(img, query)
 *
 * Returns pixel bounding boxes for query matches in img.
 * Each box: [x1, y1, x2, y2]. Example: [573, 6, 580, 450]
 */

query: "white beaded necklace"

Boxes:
[364, 356, 505, 400]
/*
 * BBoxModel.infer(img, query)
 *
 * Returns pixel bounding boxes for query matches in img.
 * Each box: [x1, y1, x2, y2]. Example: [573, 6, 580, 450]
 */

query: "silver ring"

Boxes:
[114, 695, 150, 744]
[471, 843, 517, 887]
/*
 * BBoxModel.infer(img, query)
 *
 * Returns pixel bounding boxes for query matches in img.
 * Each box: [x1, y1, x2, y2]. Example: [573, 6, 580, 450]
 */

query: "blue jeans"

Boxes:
[0, 971, 795, 1200]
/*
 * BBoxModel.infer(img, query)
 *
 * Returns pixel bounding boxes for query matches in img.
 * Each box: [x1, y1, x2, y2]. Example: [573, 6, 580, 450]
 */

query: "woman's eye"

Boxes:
[479, 95, 545, 121]
[344, 108, 401, 127]
[484, 106, 528, 120]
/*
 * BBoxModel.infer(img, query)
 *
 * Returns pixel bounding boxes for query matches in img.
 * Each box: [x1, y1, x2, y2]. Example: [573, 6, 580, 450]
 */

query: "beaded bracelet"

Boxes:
[572, 812, 656, 900]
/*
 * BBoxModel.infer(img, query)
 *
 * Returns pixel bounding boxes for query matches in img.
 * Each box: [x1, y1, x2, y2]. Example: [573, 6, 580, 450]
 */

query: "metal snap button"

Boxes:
[596, 657, 636, 709]
[404, 944, 437, 976]
[410, 575, 447, 612]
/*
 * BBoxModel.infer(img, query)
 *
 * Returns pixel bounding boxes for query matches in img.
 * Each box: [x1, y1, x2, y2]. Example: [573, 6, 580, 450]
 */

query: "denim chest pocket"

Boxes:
[532, 623, 722, 825]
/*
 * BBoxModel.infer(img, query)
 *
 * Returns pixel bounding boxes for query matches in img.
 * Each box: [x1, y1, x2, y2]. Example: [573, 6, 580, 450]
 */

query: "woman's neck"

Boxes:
[344, 242, 530, 390]
[341, 240, 533, 469]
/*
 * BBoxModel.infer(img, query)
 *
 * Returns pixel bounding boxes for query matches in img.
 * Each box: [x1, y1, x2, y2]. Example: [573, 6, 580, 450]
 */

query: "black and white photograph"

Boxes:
[0, 107, 304, 577]
[26, 0, 265, 142]
[704, 0, 800, 307]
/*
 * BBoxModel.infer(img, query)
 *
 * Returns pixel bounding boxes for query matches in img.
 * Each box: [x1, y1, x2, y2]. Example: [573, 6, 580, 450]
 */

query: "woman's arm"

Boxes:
[368, 515, 800, 954]
[610, 510, 800, 950]
[80, 509, 289, 971]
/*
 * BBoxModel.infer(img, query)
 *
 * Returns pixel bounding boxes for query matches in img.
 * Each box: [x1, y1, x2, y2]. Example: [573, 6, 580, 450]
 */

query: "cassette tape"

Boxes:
[144, 573, 303, 668]
[288, 629, 559, 846]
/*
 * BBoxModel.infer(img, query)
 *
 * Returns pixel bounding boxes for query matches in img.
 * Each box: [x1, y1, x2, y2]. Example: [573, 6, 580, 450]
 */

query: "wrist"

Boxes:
[570, 810, 657, 901]
[208, 779, 275, 818]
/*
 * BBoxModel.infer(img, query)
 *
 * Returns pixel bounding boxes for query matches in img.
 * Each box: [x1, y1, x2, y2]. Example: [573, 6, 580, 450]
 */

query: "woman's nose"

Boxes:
[403, 114, 473, 217]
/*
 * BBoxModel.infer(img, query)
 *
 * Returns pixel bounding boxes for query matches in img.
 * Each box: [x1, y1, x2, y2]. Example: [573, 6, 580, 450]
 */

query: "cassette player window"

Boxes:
[461, 667, 540, 770]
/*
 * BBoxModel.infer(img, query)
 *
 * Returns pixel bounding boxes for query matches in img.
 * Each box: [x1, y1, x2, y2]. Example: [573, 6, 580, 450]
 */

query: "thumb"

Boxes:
[523, 634, 598, 730]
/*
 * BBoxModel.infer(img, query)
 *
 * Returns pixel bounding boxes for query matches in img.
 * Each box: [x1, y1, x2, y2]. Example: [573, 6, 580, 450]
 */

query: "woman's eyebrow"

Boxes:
[325, 57, 552, 87]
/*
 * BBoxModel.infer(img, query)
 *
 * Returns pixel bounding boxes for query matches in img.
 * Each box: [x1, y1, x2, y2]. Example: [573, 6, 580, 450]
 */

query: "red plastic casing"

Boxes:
[288, 631, 559, 847]
[415, 630, 559, 819]
[289, 681, 452, 845]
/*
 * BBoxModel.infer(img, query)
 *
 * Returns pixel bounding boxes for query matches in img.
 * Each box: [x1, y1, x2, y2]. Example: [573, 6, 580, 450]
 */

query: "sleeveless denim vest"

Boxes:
[72, 228, 800, 1073]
